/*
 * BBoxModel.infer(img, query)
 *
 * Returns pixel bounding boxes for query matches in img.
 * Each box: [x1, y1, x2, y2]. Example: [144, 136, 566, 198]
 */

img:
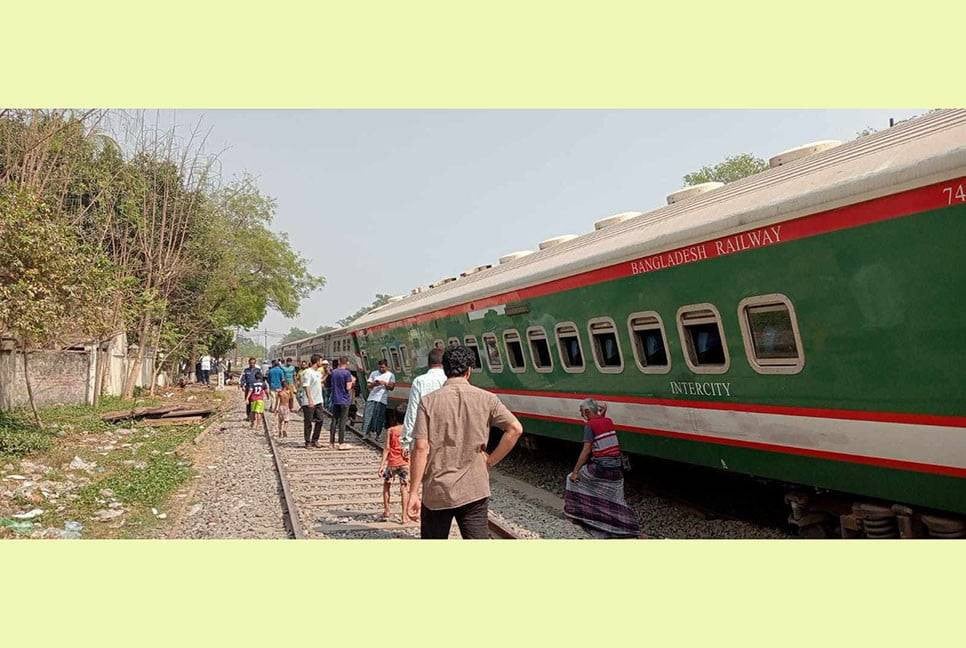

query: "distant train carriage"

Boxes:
[347, 110, 966, 518]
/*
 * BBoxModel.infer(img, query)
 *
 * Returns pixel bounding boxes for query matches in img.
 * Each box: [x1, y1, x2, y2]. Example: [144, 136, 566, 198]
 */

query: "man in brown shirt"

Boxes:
[407, 345, 523, 538]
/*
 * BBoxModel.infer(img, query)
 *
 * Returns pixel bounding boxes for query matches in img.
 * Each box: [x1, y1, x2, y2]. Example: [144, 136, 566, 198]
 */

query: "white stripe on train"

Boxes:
[387, 385, 966, 471]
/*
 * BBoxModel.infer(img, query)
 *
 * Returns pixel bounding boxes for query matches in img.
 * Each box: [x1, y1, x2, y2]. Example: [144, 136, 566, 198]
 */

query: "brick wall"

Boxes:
[0, 349, 93, 410]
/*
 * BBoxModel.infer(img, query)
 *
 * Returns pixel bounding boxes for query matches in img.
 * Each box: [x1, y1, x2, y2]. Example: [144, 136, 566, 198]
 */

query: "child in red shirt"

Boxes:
[248, 371, 267, 431]
[378, 410, 410, 524]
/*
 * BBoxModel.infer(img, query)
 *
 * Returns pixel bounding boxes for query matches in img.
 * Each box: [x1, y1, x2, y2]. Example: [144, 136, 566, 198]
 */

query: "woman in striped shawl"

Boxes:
[564, 399, 641, 538]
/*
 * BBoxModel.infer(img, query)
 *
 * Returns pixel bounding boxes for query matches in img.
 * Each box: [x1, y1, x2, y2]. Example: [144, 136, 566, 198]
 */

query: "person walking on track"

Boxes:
[248, 370, 268, 431]
[199, 352, 213, 386]
[378, 409, 410, 524]
[401, 347, 447, 454]
[282, 357, 297, 391]
[240, 357, 259, 422]
[407, 345, 523, 539]
[321, 360, 332, 410]
[267, 359, 284, 412]
[301, 355, 326, 449]
[563, 399, 641, 538]
[362, 359, 395, 441]
[329, 356, 355, 450]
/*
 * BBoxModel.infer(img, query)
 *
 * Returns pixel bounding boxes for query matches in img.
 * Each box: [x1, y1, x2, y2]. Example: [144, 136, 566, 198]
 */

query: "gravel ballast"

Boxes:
[165, 393, 288, 539]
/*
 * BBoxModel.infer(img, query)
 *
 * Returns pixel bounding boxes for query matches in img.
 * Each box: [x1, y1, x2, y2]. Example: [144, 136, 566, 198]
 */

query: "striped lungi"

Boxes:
[361, 400, 387, 437]
[564, 458, 641, 538]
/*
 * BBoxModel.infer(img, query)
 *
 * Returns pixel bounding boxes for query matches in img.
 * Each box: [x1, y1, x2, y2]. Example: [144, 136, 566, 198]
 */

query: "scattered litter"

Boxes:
[99, 488, 115, 498]
[12, 509, 44, 520]
[93, 509, 123, 521]
[0, 518, 34, 534]
[61, 521, 83, 539]
[157, 513, 167, 520]
[5, 475, 27, 481]
[68, 456, 96, 472]
[108, 502, 123, 509]
[187, 503, 203, 517]
[151, 508, 158, 515]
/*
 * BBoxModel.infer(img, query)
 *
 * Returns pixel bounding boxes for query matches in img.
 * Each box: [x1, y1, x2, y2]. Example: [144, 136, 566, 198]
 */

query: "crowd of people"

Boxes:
[237, 344, 641, 540]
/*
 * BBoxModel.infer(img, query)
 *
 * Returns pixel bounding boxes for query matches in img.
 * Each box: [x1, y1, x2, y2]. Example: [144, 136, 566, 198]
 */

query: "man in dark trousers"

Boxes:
[328, 356, 356, 450]
[407, 345, 523, 539]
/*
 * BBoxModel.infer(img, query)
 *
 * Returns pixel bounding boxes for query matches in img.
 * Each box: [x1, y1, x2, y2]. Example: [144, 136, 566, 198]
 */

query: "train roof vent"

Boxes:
[410, 285, 427, 295]
[768, 140, 841, 168]
[498, 250, 535, 264]
[430, 276, 457, 289]
[538, 234, 578, 250]
[594, 211, 642, 230]
[460, 264, 493, 277]
[666, 182, 724, 205]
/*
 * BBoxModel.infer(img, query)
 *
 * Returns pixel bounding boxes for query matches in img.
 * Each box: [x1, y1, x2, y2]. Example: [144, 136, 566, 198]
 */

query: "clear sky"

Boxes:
[156, 109, 924, 343]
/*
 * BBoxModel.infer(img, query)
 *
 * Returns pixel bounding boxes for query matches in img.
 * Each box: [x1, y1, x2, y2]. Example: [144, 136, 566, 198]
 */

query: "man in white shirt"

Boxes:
[301, 355, 325, 449]
[199, 353, 213, 386]
[361, 359, 396, 441]
[401, 348, 447, 453]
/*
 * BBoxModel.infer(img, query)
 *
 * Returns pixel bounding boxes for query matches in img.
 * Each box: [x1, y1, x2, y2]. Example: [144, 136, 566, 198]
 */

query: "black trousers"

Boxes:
[330, 404, 349, 445]
[201, 369, 210, 385]
[420, 497, 489, 539]
[302, 404, 324, 443]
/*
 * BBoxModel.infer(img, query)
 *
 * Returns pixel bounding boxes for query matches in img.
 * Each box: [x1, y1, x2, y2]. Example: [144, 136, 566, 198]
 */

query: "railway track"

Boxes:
[262, 407, 519, 539]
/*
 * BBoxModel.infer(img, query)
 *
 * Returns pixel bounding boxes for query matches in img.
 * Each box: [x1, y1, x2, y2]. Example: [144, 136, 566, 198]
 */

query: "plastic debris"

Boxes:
[61, 521, 83, 539]
[68, 456, 96, 472]
[0, 518, 34, 534]
[12, 509, 44, 520]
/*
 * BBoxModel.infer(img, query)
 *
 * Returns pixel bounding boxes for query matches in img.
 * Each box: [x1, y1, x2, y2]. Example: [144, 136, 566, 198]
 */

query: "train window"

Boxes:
[448, 337, 460, 349]
[737, 294, 804, 374]
[463, 336, 483, 372]
[433, 339, 444, 350]
[554, 322, 585, 373]
[628, 312, 671, 374]
[398, 345, 409, 371]
[526, 327, 554, 373]
[360, 351, 370, 372]
[676, 304, 730, 374]
[587, 318, 624, 373]
[481, 333, 503, 373]
[389, 347, 402, 372]
[502, 330, 527, 373]
[380, 347, 389, 365]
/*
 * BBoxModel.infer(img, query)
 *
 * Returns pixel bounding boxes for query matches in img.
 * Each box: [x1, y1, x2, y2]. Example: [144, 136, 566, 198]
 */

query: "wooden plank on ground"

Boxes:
[136, 416, 203, 427]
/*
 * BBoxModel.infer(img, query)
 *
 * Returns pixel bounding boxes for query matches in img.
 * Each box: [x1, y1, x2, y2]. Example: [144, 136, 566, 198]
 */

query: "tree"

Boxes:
[280, 327, 313, 345]
[234, 334, 266, 360]
[0, 187, 116, 425]
[337, 294, 393, 327]
[316, 324, 335, 334]
[683, 153, 768, 186]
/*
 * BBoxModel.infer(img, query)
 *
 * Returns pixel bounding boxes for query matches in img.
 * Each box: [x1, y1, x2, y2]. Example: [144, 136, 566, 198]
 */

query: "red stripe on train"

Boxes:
[515, 411, 966, 479]
[356, 177, 964, 335]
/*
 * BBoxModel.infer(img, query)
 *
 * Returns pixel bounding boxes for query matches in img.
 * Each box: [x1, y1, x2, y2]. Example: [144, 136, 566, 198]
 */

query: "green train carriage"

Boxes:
[348, 110, 966, 516]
